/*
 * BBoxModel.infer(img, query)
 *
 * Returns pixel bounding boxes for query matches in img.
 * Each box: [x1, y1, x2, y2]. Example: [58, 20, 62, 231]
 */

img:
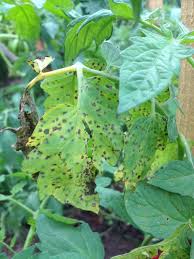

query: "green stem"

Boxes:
[27, 62, 119, 90]
[187, 57, 194, 67]
[23, 224, 36, 250]
[179, 133, 194, 167]
[23, 197, 49, 249]
[0, 241, 16, 254]
[140, 20, 165, 36]
[141, 234, 153, 246]
[151, 98, 156, 117]
[8, 197, 35, 216]
[0, 34, 17, 39]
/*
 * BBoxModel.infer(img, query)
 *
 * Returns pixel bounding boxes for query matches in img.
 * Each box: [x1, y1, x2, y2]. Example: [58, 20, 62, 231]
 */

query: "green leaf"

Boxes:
[0, 194, 8, 201]
[23, 71, 122, 213]
[11, 181, 26, 195]
[108, 0, 133, 20]
[96, 186, 132, 223]
[101, 41, 122, 68]
[6, 4, 40, 40]
[120, 114, 168, 188]
[112, 225, 190, 259]
[125, 182, 194, 238]
[36, 214, 105, 259]
[149, 160, 194, 198]
[118, 33, 194, 113]
[12, 246, 36, 259]
[65, 10, 114, 64]
[41, 209, 79, 225]
[44, 0, 74, 18]
[180, 31, 194, 44]
[148, 142, 178, 177]
[131, 0, 142, 22]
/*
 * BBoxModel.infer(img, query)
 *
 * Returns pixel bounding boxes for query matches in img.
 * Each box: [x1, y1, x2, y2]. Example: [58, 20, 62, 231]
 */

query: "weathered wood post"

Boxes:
[177, 1, 194, 143]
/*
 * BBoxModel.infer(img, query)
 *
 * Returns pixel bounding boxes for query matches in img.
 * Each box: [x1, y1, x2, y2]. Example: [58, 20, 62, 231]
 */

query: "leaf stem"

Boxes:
[179, 133, 194, 168]
[27, 62, 119, 90]
[0, 34, 17, 39]
[141, 234, 153, 246]
[23, 197, 49, 249]
[0, 241, 16, 254]
[140, 19, 165, 36]
[8, 197, 35, 216]
[151, 98, 156, 117]
[187, 57, 194, 67]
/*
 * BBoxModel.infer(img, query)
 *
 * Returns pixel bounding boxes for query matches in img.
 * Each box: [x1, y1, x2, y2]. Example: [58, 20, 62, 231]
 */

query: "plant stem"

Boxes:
[23, 197, 49, 249]
[151, 98, 156, 117]
[27, 62, 119, 90]
[0, 34, 17, 39]
[187, 57, 194, 67]
[8, 197, 35, 216]
[0, 241, 16, 254]
[179, 133, 194, 168]
[141, 234, 153, 246]
[140, 20, 165, 36]
[23, 224, 35, 250]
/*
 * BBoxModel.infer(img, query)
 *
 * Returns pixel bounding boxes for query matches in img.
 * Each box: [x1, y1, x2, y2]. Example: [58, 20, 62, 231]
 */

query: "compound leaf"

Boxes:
[118, 33, 194, 113]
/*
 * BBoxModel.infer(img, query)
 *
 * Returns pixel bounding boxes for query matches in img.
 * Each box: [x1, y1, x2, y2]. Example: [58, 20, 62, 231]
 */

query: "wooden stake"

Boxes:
[177, 1, 194, 142]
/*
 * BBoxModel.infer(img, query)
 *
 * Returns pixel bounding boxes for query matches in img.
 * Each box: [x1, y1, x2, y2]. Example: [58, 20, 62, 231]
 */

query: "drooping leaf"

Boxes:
[23, 70, 122, 212]
[118, 32, 194, 113]
[149, 160, 194, 198]
[112, 225, 190, 259]
[36, 214, 105, 259]
[108, 0, 133, 20]
[120, 114, 168, 188]
[6, 4, 40, 40]
[65, 10, 114, 64]
[125, 182, 194, 238]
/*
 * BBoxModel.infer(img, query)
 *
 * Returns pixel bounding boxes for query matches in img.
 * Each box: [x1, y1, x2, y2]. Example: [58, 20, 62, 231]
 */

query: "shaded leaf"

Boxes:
[36, 214, 105, 259]
[125, 182, 194, 238]
[149, 160, 194, 198]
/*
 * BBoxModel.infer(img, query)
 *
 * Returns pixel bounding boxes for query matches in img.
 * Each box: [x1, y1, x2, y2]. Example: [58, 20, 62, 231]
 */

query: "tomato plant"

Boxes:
[1, 0, 194, 258]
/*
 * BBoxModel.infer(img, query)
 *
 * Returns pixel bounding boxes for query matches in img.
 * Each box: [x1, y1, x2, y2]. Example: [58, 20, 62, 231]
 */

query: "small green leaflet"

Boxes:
[108, 0, 133, 20]
[125, 182, 194, 238]
[44, 0, 74, 18]
[65, 9, 114, 64]
[149, 160, 194, 198]
[118, 32, 194, 113]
